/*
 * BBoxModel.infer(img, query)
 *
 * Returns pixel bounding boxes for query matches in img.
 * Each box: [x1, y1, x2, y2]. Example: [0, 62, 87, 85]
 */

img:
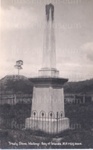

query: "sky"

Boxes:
[0, 0, 93, 81]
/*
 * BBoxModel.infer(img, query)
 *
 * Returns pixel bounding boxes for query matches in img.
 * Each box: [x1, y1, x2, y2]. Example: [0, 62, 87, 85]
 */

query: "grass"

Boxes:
[0, 128, 93, 148]
[0, 103, 93, 148]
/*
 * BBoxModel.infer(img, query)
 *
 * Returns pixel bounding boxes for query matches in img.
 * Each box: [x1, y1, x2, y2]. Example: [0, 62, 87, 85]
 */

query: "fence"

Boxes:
[26, 110, 66, 134]
[0, 110, 81, 133]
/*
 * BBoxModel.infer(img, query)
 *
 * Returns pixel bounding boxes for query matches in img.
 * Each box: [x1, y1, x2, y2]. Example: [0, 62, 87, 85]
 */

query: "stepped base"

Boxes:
[38, 68, 59, 78]
[25, 117, 69, 134]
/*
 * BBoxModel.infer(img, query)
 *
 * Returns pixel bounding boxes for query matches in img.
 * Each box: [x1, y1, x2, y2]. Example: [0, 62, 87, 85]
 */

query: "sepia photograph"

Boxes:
[0, 0, 93, 149]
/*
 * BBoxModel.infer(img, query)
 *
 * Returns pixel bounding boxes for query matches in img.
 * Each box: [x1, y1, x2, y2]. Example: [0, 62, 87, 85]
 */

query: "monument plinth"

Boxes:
[25, 3, 69, 134]
[39, 68, 59, 77]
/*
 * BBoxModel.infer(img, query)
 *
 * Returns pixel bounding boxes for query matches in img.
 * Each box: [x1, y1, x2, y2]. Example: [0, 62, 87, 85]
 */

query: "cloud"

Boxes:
[57, 62, 93, 81]
[81, 42, 93, 62]
[0, 0, 93, 81]
[0, 6, 38, 30]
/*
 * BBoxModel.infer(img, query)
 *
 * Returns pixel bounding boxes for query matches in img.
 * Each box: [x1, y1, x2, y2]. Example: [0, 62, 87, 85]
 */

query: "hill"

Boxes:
[64, 78, 93, 94]
[0, 75, 93, 95]
[0, 75, 33, 94]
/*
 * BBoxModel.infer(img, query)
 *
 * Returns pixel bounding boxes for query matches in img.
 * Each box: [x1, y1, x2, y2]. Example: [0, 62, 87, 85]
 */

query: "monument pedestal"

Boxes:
[39, 68, 59, 78]
[25, 77, 69, 134]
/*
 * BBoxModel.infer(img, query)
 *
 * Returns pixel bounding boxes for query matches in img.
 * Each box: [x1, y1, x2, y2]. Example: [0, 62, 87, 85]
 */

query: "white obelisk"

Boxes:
[25, 4, 69, 134]
[39, 3, 59, 77]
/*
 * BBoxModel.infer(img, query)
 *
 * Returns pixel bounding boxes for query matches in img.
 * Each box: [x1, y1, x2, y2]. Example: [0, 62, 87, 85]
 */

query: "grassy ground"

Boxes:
[0, 103, 93, 148]
[0, 128, 93, 148]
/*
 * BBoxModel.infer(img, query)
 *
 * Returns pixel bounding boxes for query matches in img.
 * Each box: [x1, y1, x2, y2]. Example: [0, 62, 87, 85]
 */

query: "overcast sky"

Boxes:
[0, 0, 93, 81]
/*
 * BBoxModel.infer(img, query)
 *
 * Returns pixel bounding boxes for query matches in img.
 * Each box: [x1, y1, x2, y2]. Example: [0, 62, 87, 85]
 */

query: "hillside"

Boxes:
[0, 75, 33, 94]
[0, 75, 93, 95]
[64, 78, 93, 94]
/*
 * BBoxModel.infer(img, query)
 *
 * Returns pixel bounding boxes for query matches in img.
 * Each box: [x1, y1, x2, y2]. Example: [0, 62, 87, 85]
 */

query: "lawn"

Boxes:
[0, 103, 93, 148]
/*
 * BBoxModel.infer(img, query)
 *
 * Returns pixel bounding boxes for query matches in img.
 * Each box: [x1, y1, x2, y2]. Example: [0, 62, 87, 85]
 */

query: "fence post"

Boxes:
[56, 112, 59, 133]
[42, 112, 44, 131]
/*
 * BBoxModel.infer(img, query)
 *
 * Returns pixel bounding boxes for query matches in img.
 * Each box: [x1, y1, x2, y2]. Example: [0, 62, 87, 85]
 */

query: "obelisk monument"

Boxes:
[39, 4, 59, 77]
[25, 4, 69, 133]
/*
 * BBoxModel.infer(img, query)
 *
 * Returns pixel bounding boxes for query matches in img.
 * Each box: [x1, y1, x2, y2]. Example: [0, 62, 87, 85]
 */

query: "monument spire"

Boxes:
[39, 3, 59, 77]
[46, 3, 54, 21]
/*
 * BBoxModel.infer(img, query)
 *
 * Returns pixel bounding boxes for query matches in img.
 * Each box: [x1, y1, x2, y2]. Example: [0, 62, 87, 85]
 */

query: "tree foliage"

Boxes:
[64, 79, 93, 94]
[5, 79, 33, 94]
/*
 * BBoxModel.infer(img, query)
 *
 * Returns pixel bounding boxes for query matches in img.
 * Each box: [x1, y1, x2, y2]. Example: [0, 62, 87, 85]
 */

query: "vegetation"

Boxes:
[0, 75, 33, 94]
[5, 79, 33, 94]
[0, 103, 93, 148]
[0, 75, 93, 148]
[64, 78, 93, 94]
[65, 103, 93, 130]
[1, 75, 93, 95]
